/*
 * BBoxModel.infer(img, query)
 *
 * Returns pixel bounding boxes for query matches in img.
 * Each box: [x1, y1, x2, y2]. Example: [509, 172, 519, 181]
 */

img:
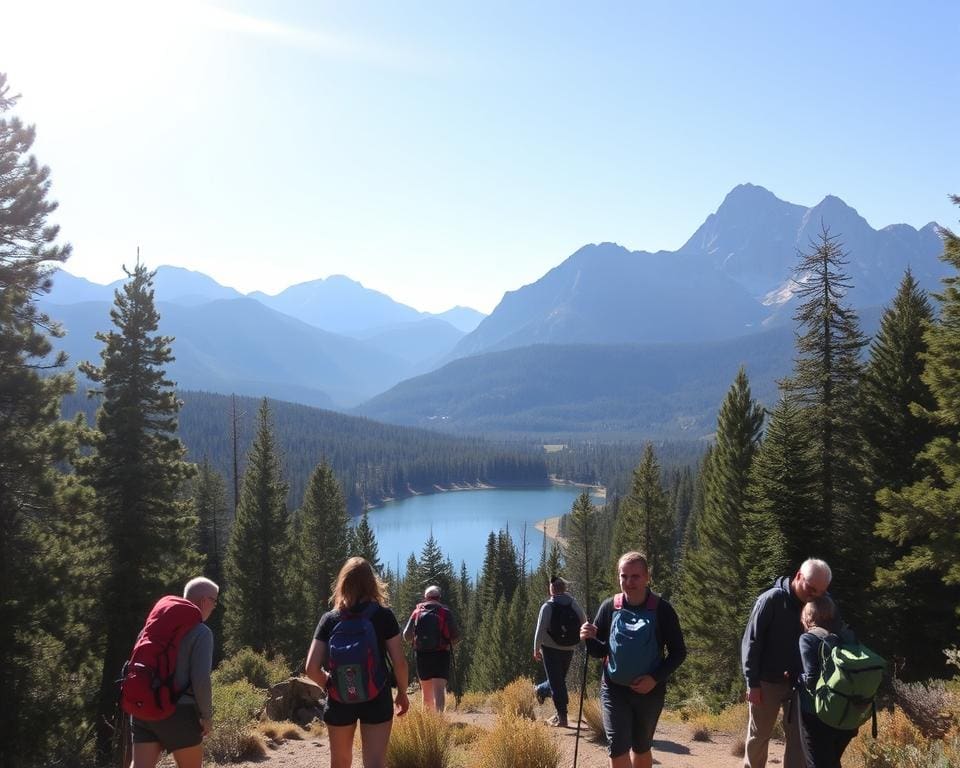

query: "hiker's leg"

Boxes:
[327, 723, 358, 768]
[359, 720, 393, 768]
[629, 685, 663, 768]
[629, 749, 653, 768]
[433, 678, 447, 712]
[601, 682, 632, 766]
[543, 647, 571, 718]
[170, 744, 202, 768]
[744, 681, 789, 767]
[131, 741, 163, 768]
[420, 678, 437, 711]
[781, 688, 804, 768]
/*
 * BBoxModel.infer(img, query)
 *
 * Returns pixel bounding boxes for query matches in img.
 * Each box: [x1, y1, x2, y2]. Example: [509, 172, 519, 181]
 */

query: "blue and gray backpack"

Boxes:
[605, 591, 661, 686]
[326, 603, 387, 704]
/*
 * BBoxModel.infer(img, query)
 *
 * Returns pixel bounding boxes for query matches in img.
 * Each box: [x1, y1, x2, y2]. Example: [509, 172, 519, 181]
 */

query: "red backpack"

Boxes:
[120, 596, 202, 720]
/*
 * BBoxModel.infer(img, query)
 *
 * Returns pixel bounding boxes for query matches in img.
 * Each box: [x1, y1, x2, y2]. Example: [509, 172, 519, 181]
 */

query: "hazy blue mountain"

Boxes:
[358, 318, 465, 368]
[41, 297, 414, 408]
[250, 274, 426, 335]
[428, 306, 486, 333]
[451, 242, 767, 358]
[359, 307, 883, 438]
[49, 265, 244, 306]
[452, 185, 944, 358]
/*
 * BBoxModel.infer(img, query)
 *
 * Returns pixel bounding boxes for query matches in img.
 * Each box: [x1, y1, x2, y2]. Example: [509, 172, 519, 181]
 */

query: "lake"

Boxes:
[361, 484, 600, 578]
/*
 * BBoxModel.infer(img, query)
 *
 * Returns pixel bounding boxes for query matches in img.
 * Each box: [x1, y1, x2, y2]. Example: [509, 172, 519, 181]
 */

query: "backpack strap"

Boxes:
[613, 593, 624, 610]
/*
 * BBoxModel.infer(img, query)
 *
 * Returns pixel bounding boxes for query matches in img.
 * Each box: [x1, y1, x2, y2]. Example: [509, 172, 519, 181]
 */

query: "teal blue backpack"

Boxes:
[604, 591, 661, 686]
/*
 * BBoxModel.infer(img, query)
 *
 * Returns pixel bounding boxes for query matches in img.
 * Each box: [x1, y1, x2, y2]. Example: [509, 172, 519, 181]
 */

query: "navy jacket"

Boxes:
[741, 576, 804, 688]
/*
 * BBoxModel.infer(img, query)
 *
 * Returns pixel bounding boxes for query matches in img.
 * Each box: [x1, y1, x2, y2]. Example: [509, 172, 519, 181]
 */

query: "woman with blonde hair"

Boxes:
[305, 557, 409, 768]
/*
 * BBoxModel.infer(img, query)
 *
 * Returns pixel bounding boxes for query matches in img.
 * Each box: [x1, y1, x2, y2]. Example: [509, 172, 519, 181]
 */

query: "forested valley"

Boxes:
[3, 69, 960, 766]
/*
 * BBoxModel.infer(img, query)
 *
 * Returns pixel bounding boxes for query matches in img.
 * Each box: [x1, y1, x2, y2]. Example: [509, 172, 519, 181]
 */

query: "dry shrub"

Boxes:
[490, 677, 537, 721]
[385, 708, 452, 768]
[455, 691, 489, 713]
[206, 680, 268, 762]
[448, 721, 487, 746]
[893, 679, 956, 739]
[281, 725, 304, 740]
[474, 715, 561, 768]
[846, 707, 960, 768]
[580, 698, 607, 744]
[689, 719, 712, 742]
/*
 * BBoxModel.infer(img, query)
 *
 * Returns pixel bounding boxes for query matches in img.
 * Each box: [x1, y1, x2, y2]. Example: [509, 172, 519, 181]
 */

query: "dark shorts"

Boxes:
[324, 685, 393, 726]
[600, 681, 666, 758]
[131, 704, 202, 752]
[415, 650, 451, 681]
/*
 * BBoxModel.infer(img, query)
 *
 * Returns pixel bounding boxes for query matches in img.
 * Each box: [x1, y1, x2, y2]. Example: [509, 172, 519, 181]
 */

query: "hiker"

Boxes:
[532, 574, 586, 727]
[402, 585, 460, 712]
[581, 551, 686, 768]
[128, 576, 219, 768]
[741, 558, 833, 768]
[797, 595, 858, 768]
[305, 557, 409, 768]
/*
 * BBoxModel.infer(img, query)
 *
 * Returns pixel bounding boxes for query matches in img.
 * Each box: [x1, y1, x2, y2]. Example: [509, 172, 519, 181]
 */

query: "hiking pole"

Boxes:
[572, 521, 591, 768]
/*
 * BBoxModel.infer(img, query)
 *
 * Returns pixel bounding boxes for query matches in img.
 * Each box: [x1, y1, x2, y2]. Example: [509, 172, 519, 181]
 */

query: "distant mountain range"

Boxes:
[449, 184, 943, 359]
[43, 183, 947, 432]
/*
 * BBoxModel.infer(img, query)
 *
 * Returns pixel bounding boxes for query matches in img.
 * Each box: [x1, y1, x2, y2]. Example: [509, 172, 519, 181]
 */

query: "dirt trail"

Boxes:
[224, 709, 785, 767]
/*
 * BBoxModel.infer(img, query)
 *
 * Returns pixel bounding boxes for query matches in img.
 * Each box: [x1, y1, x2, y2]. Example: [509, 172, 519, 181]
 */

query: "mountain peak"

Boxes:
[716, 183, 786, 213]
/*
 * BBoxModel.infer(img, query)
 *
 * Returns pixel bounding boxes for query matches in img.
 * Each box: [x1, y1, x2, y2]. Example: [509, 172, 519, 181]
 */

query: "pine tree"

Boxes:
[564, 492, 603, 615]
[295, 460, 350, 641]
[0, 72, 100, 765]
[351, 510, 382, 573]
[677, 368, 763, 703]
[223, 399, 292, 656]
[783, 228, 868, 594]
[745, 396, 812, 590]
[877, 197, 960, 635]
[192, 458, 229, 658]
[610, 444, 675, 596]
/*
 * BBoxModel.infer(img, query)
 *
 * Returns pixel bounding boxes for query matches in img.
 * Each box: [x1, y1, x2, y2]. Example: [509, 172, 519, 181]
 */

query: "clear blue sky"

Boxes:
[4, 1, 958, 313]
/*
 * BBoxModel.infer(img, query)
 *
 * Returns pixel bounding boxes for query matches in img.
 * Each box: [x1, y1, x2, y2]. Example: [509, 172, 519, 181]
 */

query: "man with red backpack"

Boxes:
[122, 577, 219, 768]
[402, 586, 460, 712]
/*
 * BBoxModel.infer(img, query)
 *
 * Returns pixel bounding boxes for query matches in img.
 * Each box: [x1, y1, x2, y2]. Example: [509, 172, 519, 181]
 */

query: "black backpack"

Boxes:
[413, 602, 450, 651]
[546, 600, 580, 646]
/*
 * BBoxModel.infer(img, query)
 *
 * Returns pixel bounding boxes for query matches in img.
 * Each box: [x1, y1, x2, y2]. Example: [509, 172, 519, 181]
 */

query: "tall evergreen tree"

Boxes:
[192, 458, 229, 658]
[610, 444, 675, 596]
[745, 396, 813, 588]
[677, 368, 763, 703]
[0, 72, 100, 767]
[79, 260, 200, 756]
[417, 533, 456, 605]
[223, 399, 292, 656]
[877, 197, 960, 638]
[564, 492, 603, 615]
[295, 460, 350, 640]
[783, 228, 868, 597]
[351, 509, 382, 572]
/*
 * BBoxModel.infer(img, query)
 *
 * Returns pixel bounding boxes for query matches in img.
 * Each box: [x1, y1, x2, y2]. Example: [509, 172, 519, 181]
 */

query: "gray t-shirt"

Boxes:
[173, 622, 214, 720]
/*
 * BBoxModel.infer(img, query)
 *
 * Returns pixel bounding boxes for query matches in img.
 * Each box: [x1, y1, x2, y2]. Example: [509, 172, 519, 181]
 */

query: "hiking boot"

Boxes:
[534, 685, 547, 706]
[546, 714, 568, 727]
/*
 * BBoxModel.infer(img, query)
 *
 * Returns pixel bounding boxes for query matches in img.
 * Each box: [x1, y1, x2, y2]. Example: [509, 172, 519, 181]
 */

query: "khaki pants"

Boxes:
[744, 681, 803, 768]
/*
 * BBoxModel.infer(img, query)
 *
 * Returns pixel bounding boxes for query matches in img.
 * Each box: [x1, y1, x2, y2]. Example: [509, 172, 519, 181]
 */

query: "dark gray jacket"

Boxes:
[741, 576, 804, 688]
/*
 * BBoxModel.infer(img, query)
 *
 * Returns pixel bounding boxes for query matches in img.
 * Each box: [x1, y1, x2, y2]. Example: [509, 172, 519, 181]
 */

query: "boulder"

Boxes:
[262, 676, 325, 725]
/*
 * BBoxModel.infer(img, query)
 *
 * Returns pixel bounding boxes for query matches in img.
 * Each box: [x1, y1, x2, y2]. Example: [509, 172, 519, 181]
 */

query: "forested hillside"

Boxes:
[62, 389, 549, 511]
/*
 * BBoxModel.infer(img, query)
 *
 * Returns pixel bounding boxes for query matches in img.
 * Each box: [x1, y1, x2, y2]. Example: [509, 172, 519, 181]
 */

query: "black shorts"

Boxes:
[415, 650, 451, 681]
[600, 681, 665, 758]
[131, 704, 202, 752]
[324, 685, 393, 726]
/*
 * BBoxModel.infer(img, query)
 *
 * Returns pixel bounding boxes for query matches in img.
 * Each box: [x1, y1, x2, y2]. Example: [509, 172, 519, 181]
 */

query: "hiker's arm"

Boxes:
[532, 603, 549, 659]
[191, 626, 215, 722]
[798, 633, 821, 692]
[304, 640, 329, 687]
[584, 600, 612, 659]
[385, 634, 409, 715]
[402, 612, 415, 643]
[741, 594, 772, 691]
[652, 600, 687, 684]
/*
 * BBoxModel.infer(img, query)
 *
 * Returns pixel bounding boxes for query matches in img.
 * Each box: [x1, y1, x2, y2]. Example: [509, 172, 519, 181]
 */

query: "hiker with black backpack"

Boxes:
[797, 595, 884, 768]
[741, 558, 834, 768]
[305, 557, 409, 768]
[581, 552, 686, 768]
[123, 576, 219, 768]
[532, 575, 586, 727]
[402, 585, 460, 712]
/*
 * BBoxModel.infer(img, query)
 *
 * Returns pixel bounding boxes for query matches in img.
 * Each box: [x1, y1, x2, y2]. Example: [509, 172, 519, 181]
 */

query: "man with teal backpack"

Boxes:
[798, 595, 885, 767]
[581, 551, 686, 768]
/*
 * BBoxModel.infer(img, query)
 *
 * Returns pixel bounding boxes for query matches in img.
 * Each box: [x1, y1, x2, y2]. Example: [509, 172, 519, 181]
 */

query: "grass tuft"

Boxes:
[490, 677, 537, 721]
[580, 698, 607, 744]
[475, 714, 561, 768]
[454, 691, 489, 713]
[385, 708, 452, 768]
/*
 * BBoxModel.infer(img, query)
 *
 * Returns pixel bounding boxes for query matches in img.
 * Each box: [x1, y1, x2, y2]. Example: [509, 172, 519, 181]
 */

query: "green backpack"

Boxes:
[811, 628, 886, 733]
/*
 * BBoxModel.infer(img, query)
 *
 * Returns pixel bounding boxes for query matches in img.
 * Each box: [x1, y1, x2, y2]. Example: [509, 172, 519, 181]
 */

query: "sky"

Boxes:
[3, 1, 958, 314]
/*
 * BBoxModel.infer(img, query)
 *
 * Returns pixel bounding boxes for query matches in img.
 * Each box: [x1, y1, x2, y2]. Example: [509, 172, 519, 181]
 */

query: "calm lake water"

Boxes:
[361, 484, 599, 577]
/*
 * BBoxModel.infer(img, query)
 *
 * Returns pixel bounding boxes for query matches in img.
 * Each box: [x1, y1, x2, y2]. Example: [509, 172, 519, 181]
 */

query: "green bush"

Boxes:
[213, 647, 291, 689]
[206, 680, 267, 762]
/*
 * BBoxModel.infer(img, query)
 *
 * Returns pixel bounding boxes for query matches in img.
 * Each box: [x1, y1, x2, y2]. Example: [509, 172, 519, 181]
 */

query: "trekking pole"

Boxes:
[572, 521, 591, 768]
